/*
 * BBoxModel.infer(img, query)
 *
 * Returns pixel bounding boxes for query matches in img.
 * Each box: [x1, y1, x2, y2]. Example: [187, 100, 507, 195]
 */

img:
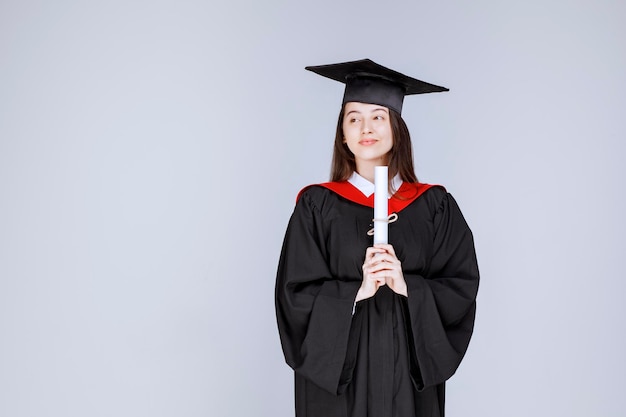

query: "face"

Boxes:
[342, 101, 393, 171]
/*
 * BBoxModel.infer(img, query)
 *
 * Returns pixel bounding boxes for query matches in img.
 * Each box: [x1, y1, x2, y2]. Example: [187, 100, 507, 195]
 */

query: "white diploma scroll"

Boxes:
[373, 166, 388, 244]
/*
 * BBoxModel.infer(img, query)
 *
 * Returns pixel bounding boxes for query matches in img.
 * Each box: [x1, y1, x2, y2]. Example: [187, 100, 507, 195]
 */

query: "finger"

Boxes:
[367, 262, 390, 274]
[373, 243, 391, 252]
[371, 270, 394, 281]
[364, 248, 387, 266]
[372, 253, 401, 270]
[370, 255, 397, 268]
[364, 273, 386, 288]
[373, 243, 397, 258]
[372, 265, 402, 279]
[367, 246, 387, 256]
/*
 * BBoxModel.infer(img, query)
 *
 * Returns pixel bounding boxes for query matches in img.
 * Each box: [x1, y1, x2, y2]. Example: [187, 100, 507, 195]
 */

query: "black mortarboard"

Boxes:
[305, 58, 448, 114]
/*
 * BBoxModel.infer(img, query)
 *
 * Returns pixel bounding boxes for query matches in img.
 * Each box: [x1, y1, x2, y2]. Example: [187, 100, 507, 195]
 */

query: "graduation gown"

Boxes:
[275, 181, 479, 417]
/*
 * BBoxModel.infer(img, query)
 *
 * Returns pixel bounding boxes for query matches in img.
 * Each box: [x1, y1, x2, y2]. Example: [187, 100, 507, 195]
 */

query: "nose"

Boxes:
[361, 119, 372, 135]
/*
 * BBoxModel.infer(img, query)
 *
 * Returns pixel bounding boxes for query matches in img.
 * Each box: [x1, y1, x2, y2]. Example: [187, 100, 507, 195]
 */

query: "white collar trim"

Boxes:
[347, 171, 403, 198]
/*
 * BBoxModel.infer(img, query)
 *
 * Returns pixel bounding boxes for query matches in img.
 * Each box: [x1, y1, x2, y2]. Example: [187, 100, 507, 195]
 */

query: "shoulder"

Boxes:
[399, 182, 470, 218]
[293, 184, 343, 216]
[422, 183, 448, 205]
[418, 184, 469, 224]
[420, 183, 459, 207]
[401, 182, 447, 206]
[413, 182, 447, 197]
[297, 180, 361, 202]
[296, 183, 333, 203]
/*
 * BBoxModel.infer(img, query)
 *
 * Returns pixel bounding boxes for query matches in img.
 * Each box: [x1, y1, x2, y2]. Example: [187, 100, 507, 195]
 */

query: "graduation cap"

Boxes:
[305, 58, 448, 115]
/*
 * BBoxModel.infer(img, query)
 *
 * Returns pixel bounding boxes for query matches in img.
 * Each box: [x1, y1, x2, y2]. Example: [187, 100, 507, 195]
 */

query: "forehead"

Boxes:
[344, 102, 390, 113]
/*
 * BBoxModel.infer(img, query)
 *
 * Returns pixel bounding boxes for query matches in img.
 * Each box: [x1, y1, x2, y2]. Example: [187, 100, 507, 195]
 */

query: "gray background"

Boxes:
[1, 0, 624, 416]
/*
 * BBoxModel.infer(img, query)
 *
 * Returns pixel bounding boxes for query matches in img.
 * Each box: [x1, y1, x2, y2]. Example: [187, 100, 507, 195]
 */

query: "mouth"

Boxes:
[359, 139, 378, 146]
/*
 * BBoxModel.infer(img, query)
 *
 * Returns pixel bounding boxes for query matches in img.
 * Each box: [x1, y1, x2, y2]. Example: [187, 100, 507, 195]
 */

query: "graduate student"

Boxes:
[275, 59, 479, 417]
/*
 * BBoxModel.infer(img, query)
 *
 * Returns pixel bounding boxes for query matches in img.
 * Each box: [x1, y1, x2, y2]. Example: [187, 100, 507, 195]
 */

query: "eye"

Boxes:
[373, 115, 384, 121]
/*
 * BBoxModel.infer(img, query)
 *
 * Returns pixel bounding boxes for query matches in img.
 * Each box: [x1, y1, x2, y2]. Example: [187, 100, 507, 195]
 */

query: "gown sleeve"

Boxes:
[275, 189, 362, 395]
[403, 192, 480, 390]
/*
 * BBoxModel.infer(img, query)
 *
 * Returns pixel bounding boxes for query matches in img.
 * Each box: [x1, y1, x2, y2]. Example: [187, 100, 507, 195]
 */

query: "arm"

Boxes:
[404, 192, 480, 389]
[275, 190, 361, 395]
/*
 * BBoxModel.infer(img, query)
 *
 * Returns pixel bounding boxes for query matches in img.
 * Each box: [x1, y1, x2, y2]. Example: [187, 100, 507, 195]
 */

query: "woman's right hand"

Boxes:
[355, 246, 388, 302]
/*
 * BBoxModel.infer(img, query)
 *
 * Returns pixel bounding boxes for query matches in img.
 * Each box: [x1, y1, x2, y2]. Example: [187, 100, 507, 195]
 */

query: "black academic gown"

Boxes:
[275, 182, 479, 417]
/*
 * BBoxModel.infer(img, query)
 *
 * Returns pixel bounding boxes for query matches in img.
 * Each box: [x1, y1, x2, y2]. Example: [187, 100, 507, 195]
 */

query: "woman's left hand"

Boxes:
[364, 243, 408, 297]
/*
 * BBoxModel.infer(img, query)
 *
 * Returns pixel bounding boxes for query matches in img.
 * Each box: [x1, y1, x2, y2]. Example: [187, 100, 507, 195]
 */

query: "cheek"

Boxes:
[383, 125, 393, 141]
[342, 124, 357, 139]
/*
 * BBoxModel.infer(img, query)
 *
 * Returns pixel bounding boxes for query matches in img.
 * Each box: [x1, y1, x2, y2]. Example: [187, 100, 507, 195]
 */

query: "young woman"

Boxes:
[275, 59, 479, 417]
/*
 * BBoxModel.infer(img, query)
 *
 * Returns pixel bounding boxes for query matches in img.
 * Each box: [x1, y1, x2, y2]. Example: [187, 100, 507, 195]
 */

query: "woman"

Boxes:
[275, 59, 479, 417]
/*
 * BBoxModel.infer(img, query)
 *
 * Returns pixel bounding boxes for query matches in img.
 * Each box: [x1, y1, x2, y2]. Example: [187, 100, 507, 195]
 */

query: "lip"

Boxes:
[359, 139, 378, 146]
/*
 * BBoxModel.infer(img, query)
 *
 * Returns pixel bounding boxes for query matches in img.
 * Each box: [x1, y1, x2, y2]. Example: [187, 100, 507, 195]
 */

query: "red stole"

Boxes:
[297, 181, 439, 214]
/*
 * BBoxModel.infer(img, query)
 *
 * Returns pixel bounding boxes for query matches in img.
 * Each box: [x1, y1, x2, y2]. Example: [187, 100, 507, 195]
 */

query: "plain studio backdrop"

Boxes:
[1, 1, 624, 416]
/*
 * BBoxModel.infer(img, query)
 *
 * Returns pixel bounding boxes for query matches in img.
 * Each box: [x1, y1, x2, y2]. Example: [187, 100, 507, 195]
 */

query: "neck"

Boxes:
[356, 161, 387, 184]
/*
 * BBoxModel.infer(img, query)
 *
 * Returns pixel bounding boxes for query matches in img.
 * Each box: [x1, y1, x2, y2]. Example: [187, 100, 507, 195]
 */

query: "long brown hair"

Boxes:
[330, 105, 418, 183]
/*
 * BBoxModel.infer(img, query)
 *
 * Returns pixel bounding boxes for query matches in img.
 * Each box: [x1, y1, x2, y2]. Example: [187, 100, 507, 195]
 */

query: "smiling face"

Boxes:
[342, 101, 394, 178]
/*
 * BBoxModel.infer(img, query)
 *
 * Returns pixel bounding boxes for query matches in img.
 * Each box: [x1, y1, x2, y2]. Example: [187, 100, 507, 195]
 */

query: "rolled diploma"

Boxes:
[373, 166, 388, 244]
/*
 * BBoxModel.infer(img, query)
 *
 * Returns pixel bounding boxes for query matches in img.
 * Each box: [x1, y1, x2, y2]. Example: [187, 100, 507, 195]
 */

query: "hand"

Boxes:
[355, 244, 407, 302]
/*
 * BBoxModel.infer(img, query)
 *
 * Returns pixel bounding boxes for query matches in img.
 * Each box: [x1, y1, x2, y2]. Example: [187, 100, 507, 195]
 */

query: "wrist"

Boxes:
[355, 286, 375, 303]
[392, 281, 408, 297]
